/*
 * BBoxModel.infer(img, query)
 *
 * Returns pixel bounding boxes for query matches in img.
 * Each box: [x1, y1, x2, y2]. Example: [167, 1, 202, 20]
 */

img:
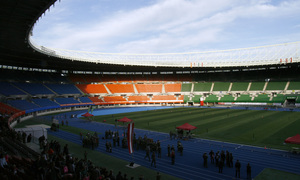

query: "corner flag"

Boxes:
[127, 123, 134, 154]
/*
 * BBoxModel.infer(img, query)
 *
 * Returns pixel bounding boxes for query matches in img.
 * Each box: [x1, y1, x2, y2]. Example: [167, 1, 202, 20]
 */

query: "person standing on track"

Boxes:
[247, 163, 251, 180]
[151, 151, 156, 168]
[235, 159, 241, 178]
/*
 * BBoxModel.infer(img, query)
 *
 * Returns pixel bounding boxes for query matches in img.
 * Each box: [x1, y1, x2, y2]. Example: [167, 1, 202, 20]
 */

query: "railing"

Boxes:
[29, 37, 300, 68]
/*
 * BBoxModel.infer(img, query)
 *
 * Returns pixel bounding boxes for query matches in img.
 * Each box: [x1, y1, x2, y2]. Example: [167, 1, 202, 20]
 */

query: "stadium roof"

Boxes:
[1, 0, 300, 72]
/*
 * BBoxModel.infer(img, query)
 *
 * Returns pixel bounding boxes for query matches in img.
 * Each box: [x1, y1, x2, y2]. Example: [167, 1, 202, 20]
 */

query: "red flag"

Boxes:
[127, 123, 134, 154]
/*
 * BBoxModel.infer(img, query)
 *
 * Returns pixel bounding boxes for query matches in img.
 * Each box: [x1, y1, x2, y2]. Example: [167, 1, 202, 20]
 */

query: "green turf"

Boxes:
[47, 135, 180, 180]
[89, 107, 300, 150]
[254, 168, 300, 180]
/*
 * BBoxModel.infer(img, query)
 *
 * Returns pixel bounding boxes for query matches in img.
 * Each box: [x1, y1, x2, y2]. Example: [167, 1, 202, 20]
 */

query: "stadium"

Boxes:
[0, 0, 300, 179]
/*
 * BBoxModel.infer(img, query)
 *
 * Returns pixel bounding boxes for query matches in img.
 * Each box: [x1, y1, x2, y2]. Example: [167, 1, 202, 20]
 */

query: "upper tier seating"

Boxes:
[31, 98, 59, 107]
[265, 82, 287, 91]
[193, 82, 212, 92]
[45, 84, 82, 95]
[106, 84, 135, 93]
[213, 82, 230, 92]
[0, 82, 26, 96]
[100, 75, 117, 83]
[54, 97, 80, 104]
[13, 82, 54, 95]
[76, 84, 108, 94]
[249, 82, 265, 91]
[7, 100, 39, 111]
[181, 83, 192, 92]
[116, 75, 133, 83]
[231, 82, 249, 91]
[135, 84, 162, 93]
[287, 81, 300, 90]
[164, 84, 182, 92]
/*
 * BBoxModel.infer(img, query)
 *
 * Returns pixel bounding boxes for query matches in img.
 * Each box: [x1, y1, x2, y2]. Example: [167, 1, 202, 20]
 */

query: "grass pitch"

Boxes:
[91, 107, 300, 150]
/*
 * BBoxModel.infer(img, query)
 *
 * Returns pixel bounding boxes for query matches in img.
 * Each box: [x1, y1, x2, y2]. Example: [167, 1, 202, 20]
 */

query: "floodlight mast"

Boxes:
[29, 37, 300, 68]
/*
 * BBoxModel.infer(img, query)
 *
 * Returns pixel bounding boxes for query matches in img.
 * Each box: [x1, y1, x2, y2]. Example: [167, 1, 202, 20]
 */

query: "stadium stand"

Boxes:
[135, 84, 162, 93]
[13, 82, 54, 95]
[164, 83, 181, 92]
[103, 96, 127, 102]
[253, 94, 271, 102]
[213, 82, 231, 92]
[271, 94, 285, 103]
[265, 81, 287, 91]
[31, 98, 59, 107]
[181, 83, 192, 92]
[204, 94, 218, 103]
[7, 100, 39, 111]
[78, 97, 93, 103]
[152, 95, 177, 101]
[54, 97, 80, 104]
[235, 94, 252, 102]
[219, 95, 235, 102]
[127, 95, 149, 102]
[0, 82, 27, 96]
[105, 84, 135, 94]
[69, 74, 86, 83]
[230, 82, 249, 91]
[0, 102, 20, 114]
[193, 82, 212, 92]
[45, 83, 82, 95]
[76, 84, 108, 94]
[249, 82, 265, 91]
[88, 97, 104, 103]
[287, 81, 300, 90]
[184, 95, 191, 103]
[191, 95, 203, 103]
[84, 74, 102, 83]
[116, 75, 133, 83]
[99, 75, 117, 83]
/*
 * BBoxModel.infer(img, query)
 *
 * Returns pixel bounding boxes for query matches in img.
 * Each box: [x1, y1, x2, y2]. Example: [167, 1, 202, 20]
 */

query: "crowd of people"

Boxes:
[203, 150, 252, 179]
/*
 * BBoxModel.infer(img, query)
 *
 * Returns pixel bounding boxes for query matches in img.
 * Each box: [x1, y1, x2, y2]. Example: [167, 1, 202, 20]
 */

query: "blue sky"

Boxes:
[32, 0, 300, 54]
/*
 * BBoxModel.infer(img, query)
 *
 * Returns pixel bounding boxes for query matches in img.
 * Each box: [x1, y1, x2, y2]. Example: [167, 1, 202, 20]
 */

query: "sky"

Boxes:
[32, 0, 300, 54]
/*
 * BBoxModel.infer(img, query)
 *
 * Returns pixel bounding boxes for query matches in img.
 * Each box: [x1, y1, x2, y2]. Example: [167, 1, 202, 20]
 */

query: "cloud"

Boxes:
[32, 0, 300, 53]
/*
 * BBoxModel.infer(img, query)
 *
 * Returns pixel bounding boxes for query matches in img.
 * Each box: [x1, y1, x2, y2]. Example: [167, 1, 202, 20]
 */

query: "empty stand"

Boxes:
[76, 84, 108, 94]
[193, 82, 212, 92]
[204, 95, 218, 103]
[88, 97, 104, 103]
[271, 94, 285, 103]
[103, 96, 127, 102]
[54, 97, 80, 104]
[253, 94, 271, 102]
[213, 82, 230, 92]
[45, 84, 82, 95]
[106, 84, 135, 94]
[13, 82, 54, 95]
[287, 81, 300, 90]
[235, 94, 252, 102]
[249, 82, 265, 91]
[135, 84, 162, 93]
[152, 95, 177, 101]
[191, 95, 203, 103]
[164, 83, 181, 92]
[31, 98, 59, 107]
[265, 82, 287, 91]
[127, 96, 149, 102]
[219, 95, 235, 102]
[231, 82, 249, 91]
[181, 83, 192, 92]
[7, 100, 39, 111]
[78, 97, 93, 103]
[0, 82, 27, 96]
